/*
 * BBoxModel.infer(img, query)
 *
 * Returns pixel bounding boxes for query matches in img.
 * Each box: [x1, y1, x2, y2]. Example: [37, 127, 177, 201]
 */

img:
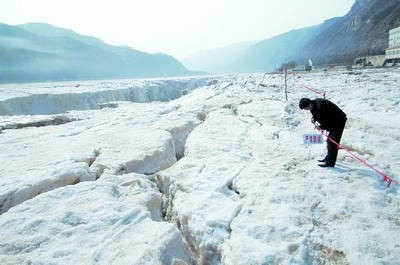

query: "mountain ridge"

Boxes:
[0, 23, 197, 83]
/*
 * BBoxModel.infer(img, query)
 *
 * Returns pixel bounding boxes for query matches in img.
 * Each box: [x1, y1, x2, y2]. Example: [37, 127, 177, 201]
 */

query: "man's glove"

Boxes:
[313, 120, 323, 131]
[311, 117, 315, 124]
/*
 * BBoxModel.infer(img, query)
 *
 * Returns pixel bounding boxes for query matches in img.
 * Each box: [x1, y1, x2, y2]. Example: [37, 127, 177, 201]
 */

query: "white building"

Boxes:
[385, 26, 400, 62]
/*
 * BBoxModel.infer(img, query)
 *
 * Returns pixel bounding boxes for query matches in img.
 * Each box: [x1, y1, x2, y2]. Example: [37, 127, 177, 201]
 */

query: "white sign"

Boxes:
[303, 134, 324, 144]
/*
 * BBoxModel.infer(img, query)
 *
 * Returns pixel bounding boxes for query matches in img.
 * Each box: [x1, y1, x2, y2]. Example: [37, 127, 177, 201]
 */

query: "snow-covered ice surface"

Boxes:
[0, 68, 400, 265]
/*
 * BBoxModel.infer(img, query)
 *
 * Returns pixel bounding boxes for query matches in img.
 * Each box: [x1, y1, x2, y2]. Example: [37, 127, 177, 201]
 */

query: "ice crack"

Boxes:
[0, 115, 77, 131]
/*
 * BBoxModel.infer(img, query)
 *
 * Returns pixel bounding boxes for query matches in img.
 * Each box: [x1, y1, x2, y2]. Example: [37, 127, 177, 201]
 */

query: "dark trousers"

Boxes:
[326, 120, 346, 166]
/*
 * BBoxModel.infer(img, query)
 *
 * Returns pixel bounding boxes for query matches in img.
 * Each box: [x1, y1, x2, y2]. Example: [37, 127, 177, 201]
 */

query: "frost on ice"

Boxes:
[1, 69, 400, 265]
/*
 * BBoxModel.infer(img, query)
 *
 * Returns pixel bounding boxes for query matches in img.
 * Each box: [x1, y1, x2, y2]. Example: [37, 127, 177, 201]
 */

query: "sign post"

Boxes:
[284, 70, 288, 101]
[303, 134, 324, 160]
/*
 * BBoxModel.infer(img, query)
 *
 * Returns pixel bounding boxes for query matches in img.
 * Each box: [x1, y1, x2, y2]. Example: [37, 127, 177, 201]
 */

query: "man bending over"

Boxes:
[299, 98, 347, 167]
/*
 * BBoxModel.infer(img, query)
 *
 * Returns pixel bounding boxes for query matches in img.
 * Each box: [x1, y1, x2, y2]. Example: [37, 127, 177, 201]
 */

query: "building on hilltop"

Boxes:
[385, 26, 400, 66]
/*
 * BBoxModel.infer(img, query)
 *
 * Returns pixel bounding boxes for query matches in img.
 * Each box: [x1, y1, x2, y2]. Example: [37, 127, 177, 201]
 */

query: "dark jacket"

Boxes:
[310, 99, 347, 131]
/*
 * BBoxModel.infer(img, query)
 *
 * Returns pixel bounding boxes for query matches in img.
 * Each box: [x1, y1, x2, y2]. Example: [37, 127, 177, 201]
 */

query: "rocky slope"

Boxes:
[302, 0, 400, 64]
[208, 0, 400, 73]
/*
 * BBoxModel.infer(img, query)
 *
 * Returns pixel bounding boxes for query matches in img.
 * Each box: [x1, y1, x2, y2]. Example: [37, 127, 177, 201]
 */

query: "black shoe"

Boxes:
[318, 163, 335, 168]
[318, 157, 327, 163]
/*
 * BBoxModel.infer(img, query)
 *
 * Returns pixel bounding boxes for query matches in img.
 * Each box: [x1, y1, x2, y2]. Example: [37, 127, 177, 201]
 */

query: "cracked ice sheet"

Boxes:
[0, 173, 192, 265]
[0, 98, 204, 213]
[1, 69, 400, 265]
[219, 73, 400, 264]
[158, 109, 254, 263]
[225, 156, 400, 265]
[0, 77, 211, 102]
[0, 77, 211, 115]
[162, 70, 400, 264]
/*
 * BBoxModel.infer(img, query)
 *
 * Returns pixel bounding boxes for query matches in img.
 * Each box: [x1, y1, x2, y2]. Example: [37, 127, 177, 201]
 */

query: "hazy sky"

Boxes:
[1, 0, 355, 60]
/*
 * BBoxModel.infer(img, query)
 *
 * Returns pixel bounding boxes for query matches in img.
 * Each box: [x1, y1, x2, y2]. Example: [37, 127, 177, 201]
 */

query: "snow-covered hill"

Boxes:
[0, 68, 399, 265]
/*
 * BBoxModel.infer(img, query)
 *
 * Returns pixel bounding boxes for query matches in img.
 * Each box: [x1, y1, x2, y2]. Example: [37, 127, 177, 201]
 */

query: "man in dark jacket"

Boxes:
[299, 98, 347, 167]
